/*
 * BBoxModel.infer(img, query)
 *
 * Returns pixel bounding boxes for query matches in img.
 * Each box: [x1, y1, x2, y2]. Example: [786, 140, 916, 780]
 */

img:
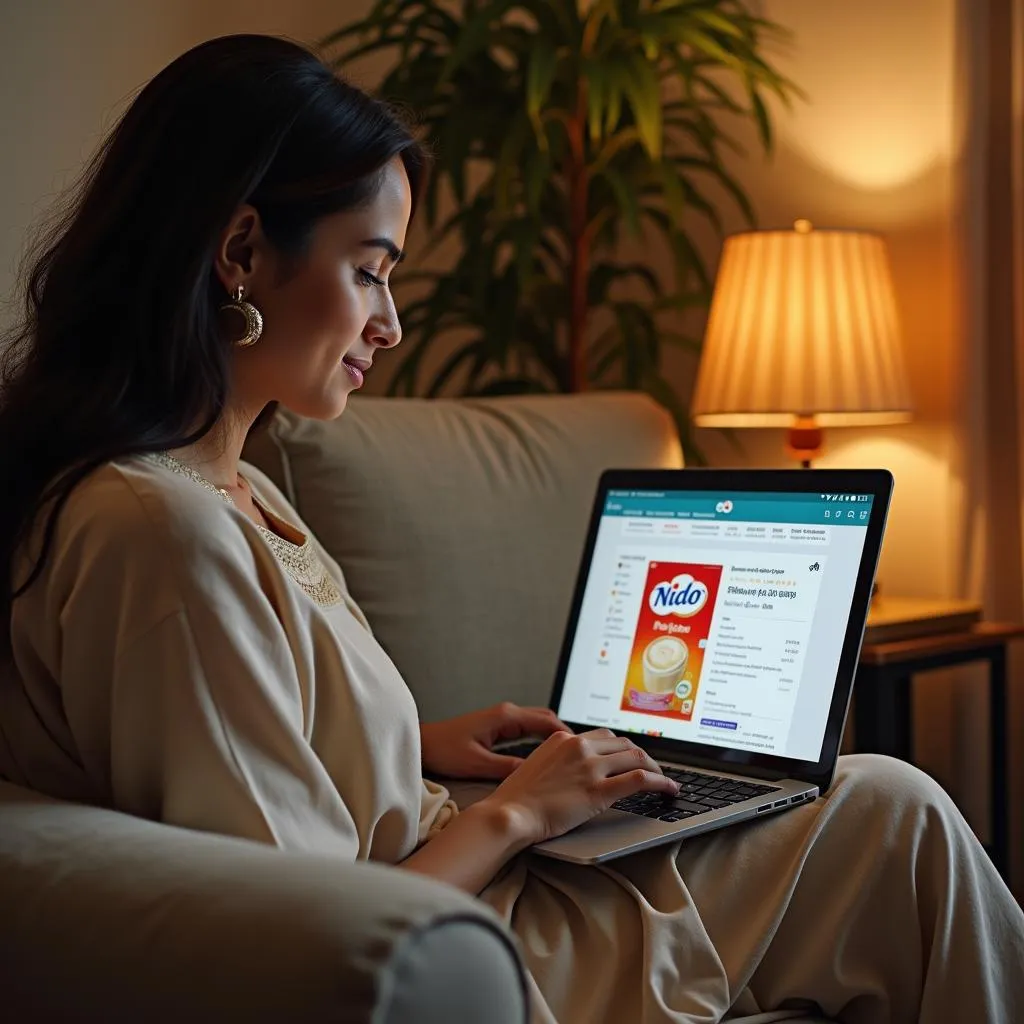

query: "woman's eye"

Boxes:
[357, 268, 386, 288]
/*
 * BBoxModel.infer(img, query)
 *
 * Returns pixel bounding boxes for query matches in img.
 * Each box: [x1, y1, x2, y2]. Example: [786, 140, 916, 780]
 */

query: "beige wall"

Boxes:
[0, 1, 1000, 863]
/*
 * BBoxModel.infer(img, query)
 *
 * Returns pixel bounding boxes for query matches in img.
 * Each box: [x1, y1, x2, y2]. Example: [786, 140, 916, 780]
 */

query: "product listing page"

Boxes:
[558, 490, 873, 762]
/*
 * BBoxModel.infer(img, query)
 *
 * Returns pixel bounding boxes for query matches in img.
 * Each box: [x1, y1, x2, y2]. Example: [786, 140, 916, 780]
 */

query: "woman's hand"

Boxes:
[480, 728, 681, 845]
[420, 701, 570, 780]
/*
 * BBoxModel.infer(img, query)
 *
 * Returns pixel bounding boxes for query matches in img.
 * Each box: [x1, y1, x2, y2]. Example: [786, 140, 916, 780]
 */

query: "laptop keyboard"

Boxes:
[614, 768, 780, 821]
[498, 742, 781, 821]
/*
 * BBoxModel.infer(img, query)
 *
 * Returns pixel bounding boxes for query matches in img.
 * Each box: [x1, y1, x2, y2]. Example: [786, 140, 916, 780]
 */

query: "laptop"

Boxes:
[442, 468, 893, 864]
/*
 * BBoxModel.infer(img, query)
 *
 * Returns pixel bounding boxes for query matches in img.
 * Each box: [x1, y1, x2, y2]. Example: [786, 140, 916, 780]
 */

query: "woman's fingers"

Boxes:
[493, 703, 570, 740]
[593, 745, 666, 781]
[600, 768, 680, 803]
[577, 730, 641, 757]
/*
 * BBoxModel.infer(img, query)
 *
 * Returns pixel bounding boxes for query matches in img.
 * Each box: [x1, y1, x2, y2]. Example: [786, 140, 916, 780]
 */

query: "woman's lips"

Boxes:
[342, 354, 371, 387]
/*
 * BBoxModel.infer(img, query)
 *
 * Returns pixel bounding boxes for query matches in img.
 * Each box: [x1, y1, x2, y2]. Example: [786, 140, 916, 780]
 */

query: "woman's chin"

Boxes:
[284, 388, 352, 422]
[326, 392, 352, 420]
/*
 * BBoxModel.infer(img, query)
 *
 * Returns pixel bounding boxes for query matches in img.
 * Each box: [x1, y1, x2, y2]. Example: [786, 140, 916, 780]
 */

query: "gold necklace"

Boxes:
[144, 451, 343, 608]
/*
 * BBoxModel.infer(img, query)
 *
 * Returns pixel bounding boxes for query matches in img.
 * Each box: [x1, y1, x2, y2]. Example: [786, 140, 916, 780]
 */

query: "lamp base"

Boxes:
[786, 417, 823, 469]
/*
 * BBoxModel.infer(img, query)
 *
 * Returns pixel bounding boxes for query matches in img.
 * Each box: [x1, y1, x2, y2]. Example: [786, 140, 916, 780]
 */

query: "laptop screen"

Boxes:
[555, 488, 875, 763]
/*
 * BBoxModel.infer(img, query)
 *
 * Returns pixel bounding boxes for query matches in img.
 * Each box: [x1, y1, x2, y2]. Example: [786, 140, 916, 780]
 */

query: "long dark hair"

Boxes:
[0, 34, 426, 631]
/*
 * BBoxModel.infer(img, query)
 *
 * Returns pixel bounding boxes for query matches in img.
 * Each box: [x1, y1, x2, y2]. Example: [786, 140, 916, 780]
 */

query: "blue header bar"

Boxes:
[603, 490, 874, 527]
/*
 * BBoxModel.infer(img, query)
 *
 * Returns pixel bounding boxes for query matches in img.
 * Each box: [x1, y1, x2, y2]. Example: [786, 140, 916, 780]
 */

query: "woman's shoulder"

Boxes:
[69, 455, 234, 532]
[13, 456, 261, 641]
[49, 455, 255, 578]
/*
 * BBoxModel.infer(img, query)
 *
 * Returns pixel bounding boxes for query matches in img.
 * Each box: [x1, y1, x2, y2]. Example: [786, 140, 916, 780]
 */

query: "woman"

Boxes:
[0, 34, 1020, 1024]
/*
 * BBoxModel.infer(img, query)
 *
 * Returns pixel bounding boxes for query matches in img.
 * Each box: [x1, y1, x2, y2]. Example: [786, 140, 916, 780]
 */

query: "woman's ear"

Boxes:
[212, 204, 268, 293]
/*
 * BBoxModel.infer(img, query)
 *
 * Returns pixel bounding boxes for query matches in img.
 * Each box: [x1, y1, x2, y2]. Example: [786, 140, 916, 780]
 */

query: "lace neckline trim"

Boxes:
[142, 451, 342, 608]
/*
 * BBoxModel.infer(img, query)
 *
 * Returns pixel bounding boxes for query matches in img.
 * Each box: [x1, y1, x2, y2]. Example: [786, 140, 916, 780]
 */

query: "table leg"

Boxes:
[854, 669, 913, 760]
[988, 647, 1009, 880]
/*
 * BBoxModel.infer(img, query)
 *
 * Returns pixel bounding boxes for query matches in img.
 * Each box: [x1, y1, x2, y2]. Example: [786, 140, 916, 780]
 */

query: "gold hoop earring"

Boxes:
[220, 284, 263, 348]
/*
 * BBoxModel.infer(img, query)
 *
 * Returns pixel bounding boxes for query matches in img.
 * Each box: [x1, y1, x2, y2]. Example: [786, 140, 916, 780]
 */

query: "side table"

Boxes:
[854, 622, 1024, 881]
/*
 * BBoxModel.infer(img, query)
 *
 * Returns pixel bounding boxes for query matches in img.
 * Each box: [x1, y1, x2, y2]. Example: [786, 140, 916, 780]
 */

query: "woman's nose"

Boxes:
[367, 297, 402, 349]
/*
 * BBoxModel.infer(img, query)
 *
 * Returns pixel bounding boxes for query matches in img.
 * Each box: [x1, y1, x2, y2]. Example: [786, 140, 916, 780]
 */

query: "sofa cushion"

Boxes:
[243, 393, 682, 722]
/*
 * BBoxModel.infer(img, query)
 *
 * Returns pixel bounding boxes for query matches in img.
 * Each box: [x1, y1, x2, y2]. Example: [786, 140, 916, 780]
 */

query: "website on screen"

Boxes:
[557, 490, 874, 762]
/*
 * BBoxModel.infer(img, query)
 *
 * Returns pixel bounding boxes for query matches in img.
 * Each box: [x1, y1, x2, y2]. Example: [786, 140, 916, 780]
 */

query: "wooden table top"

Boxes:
[859, 622, 1024, 667]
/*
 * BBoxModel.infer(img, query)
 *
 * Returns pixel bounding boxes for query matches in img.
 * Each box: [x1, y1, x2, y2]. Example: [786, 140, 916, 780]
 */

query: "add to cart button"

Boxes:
[700, 718, 738, 730]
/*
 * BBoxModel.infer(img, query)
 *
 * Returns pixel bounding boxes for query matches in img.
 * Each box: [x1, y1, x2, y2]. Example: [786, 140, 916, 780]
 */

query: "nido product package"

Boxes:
[620, 561, 722, 721]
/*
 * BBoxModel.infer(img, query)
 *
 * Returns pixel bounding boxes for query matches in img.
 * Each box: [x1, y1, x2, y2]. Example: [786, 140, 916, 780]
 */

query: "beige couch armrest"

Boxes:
[0, 783, 527, 1024]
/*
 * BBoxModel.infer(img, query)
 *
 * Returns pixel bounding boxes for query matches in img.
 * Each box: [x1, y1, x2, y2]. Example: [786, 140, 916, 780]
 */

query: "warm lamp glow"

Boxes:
[692, 224, 913, 464]
[782, 87, 950, 192]
[761, 0, 955, 193]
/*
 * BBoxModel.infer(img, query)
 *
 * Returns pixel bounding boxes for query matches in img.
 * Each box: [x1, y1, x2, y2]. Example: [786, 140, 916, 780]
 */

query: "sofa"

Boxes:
[0, 392, 834, 1022]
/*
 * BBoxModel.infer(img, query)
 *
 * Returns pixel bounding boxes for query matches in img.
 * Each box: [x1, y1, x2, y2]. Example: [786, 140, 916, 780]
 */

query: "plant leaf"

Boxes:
[439, 0, 512, 83]
[526, 38, 558, 132]
[689, 8, 745, 39]
[654, 160, 686, 228]
[750, 86, 772, 150]
[588, 260, 660, 306]
[597, 165, 643, 237]
[522, 149, 550, 215]
[620, 53, 663, 160]
[672, 154, 756, 225]
[675, 26, 748, 74]
[585, 59, 607, 143]
[590, 126, 643, 174]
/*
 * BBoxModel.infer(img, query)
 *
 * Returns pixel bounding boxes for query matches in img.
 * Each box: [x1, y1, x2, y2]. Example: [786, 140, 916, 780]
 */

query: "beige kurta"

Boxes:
[0, 455, 454, 861]
[1, 457, 1021, 1024]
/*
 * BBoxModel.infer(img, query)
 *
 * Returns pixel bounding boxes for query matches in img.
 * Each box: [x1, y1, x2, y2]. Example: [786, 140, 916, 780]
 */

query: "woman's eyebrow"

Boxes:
[360, 237, 405, 264]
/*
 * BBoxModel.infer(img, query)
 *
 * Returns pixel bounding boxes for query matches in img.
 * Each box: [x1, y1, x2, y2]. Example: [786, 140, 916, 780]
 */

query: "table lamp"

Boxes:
[691, 221, 913, 466]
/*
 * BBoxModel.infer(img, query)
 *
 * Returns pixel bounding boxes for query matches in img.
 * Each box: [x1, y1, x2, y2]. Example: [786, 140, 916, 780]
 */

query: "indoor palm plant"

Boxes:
[322, 0, 796, 458]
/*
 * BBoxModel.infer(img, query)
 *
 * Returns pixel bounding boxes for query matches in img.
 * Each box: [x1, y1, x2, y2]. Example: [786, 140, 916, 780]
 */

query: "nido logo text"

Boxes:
[649, 573, 709, 617]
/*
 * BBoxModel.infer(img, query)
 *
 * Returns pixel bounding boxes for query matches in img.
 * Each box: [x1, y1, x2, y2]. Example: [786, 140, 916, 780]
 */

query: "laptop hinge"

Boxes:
[641, 743, 795, 782]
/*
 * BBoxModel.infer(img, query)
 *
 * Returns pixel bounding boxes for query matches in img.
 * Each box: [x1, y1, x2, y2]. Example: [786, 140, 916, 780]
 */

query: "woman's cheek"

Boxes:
[337, 282, 371, 332]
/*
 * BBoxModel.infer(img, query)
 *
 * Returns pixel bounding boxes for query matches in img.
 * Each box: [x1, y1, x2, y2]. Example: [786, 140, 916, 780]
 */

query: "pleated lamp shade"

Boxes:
[691, 222, 912, 460]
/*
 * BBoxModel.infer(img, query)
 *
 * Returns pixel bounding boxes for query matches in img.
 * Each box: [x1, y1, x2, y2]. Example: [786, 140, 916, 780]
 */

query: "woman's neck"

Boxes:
[168, 407, 256, 498]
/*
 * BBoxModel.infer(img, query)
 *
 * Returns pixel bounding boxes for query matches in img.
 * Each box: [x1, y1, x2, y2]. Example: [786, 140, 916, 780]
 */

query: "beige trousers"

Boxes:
[484, 754, 1024, 1024]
